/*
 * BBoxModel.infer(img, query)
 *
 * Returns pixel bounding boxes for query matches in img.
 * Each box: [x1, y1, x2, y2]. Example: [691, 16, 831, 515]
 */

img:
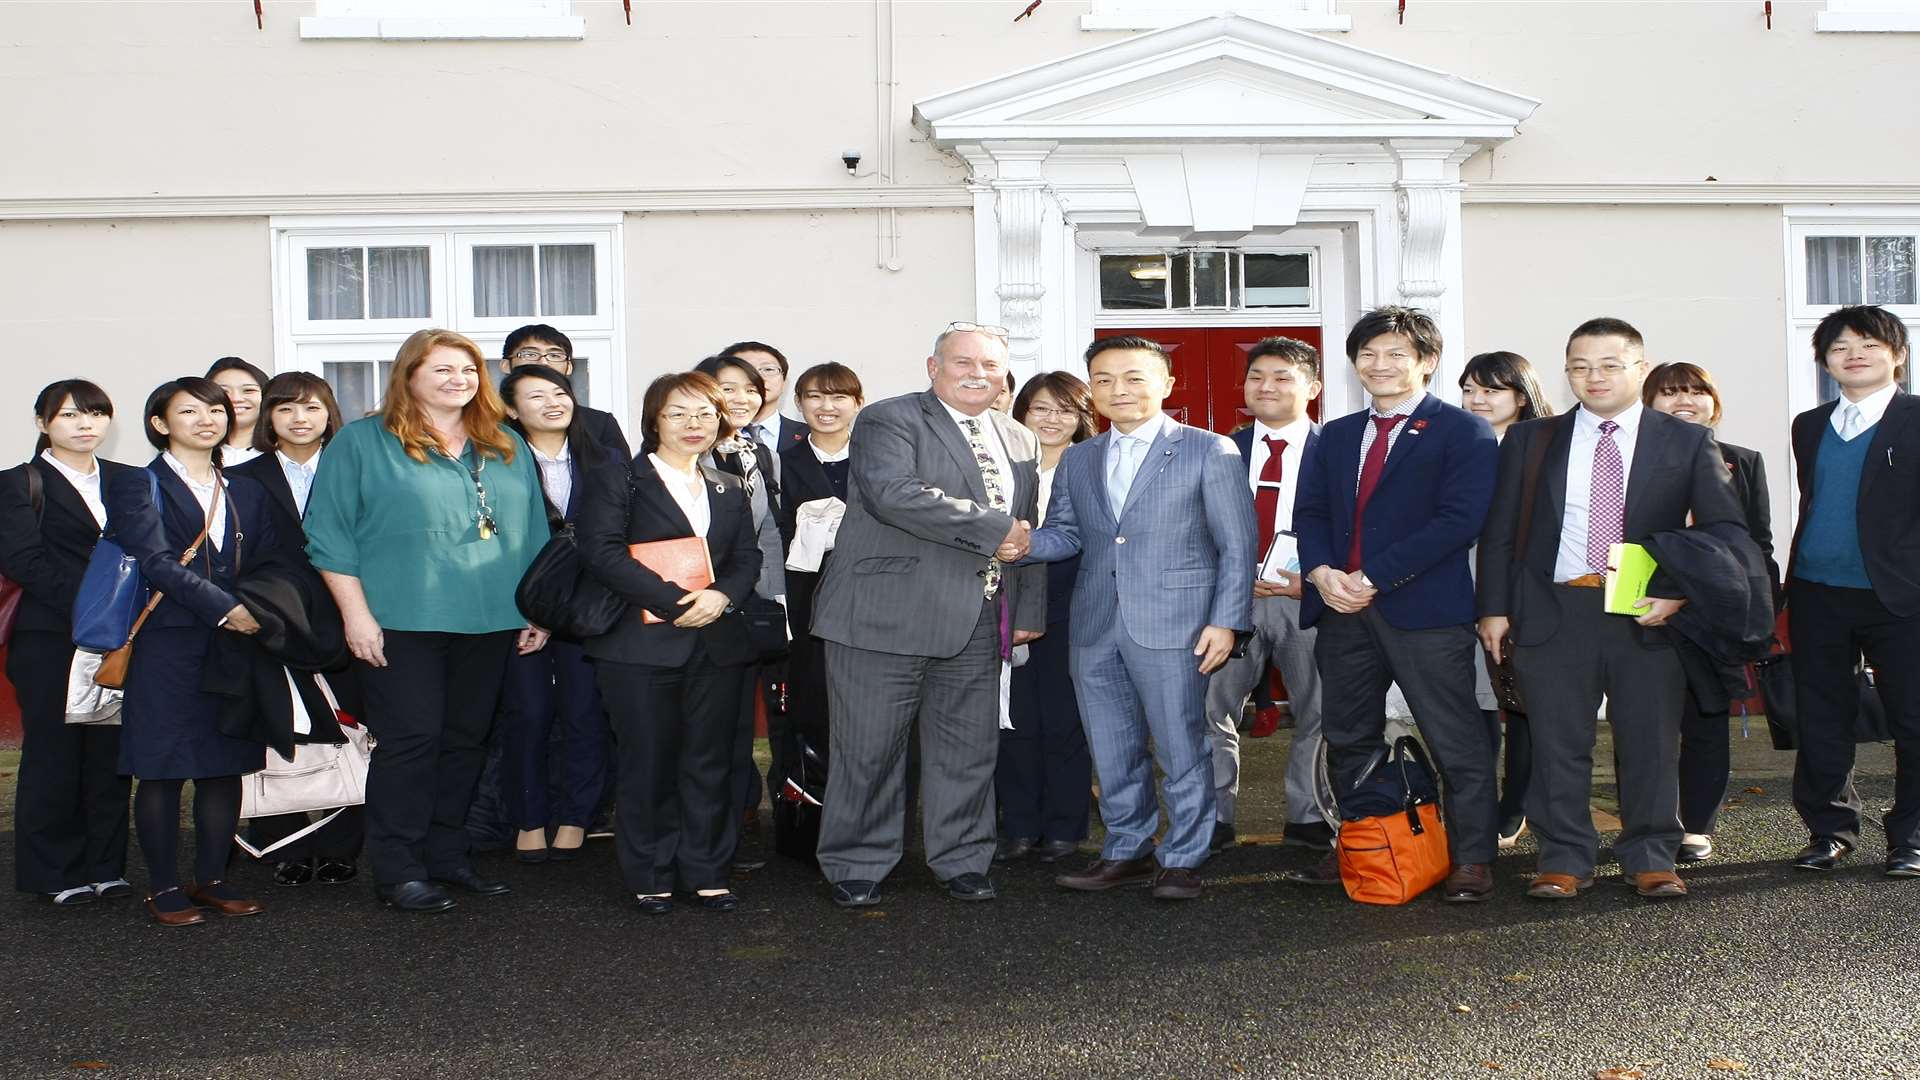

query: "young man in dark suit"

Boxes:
[1290, 306, 1500, 900]
[1784, 304, 1920, 877]
[500, 324, 631, 461]
[1478, 318, 1745, 900]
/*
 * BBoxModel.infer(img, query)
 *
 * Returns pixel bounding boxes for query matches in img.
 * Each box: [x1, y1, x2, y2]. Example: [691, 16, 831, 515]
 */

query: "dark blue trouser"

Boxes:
[501, 638, 611, 831]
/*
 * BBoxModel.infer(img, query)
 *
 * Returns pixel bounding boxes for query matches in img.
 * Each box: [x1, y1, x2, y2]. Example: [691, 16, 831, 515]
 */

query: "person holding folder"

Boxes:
[576, 371, 761, 914]
[1477, 318, 1744, 900]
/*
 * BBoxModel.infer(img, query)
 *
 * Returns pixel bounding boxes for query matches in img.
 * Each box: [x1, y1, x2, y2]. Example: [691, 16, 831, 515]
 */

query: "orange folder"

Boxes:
[629, 536, 715, 624]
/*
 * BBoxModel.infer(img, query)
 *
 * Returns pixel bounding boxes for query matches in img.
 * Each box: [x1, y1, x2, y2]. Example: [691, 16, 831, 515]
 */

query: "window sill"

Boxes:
[1080, 11, 1350, 31]
[299, 15, 585, 40]
[1815, 11, 1920, 31]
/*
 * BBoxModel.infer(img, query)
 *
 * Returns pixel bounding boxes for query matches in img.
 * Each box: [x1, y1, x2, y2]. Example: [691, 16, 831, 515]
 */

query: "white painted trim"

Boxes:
[1464, 183, 1920, 205]
[1816, 10, 1920, 31]
[1080, 12, 1351, 30]
[0, 188, 974, 222]
[299, 15, 585, 39]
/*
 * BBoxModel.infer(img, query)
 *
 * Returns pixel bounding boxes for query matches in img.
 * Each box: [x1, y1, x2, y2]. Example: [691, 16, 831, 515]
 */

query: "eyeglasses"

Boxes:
[511, 349, 572, 365]
[660, 410, 720, 428]
[946, 321, 1010, 340]
[1565, 361, 1639, 379]
[1024, 405, 1074, 419]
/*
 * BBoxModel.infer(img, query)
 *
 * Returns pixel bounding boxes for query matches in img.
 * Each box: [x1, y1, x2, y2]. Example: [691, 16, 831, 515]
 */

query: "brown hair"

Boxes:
[1641, 361, 1723, 427]
[640, 371, 734, 454]
[1013, 371, 1099, 444]
[380, 329, 516, 464]
[254, 371, 344, 452]
[793, 362, 865, 402]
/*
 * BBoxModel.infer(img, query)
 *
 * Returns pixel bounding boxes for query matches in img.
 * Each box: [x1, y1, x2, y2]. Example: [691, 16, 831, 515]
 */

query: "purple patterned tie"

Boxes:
[1586, 419, 1624, 573]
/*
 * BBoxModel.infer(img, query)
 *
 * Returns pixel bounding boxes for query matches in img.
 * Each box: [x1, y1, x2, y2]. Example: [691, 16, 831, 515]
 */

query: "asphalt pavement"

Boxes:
[2, 725, 1916, 1080]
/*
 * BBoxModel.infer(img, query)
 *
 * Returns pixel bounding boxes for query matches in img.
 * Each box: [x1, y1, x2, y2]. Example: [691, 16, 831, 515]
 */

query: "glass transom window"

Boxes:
[1098, 250, 1312, 312]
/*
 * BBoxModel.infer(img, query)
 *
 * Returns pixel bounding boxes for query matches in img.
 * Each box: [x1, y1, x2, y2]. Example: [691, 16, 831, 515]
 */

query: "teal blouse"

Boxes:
[303, 416, 549, 634]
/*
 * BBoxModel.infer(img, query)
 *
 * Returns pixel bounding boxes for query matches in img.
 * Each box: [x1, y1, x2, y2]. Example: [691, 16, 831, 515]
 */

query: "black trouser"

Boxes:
[9, 631, 130, 893]
[1789, 579, 1920, 850]
[996, 620, 1091, 843]
[599, 643, 743, 895]
[1498, 712, 1532, 827]
[358, 630, 514, 887]
[248, 805, 366, 863]
[1677, 690, 1731, 836]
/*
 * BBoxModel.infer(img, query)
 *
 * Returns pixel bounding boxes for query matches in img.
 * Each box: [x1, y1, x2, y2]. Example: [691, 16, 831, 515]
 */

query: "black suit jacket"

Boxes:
[578, 406, 632, 463]
[577, 455, 761, 667]
[1477, 408, 1745, 649]
[1716, 441, 1780, 597]
[0, 457, 132, 635]
[226, 452, 309, 564]
[777, 440, 843, 640]
[1787, 392, 1920, 616]
[103, 458, 278, 631]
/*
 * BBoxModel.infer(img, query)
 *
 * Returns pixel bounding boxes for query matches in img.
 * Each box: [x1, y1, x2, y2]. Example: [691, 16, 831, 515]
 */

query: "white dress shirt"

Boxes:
[1247, 417, 1311, 536]
[222, 444, 262, 467]
[938, 399, 1013, 508]
[1831, 381, 1898, 439]
[1036, 465, 1057, 528]
[39, 449, 104, 528]
[1553, 401, 1645, 583]
[530, 441, 574, 518]
[1105, 410, 1173, 502]
[809, 437, 850, 464]
[650, 454, 711, 537]
[276, 448, 321, 518]
[162, 452, 227, 551]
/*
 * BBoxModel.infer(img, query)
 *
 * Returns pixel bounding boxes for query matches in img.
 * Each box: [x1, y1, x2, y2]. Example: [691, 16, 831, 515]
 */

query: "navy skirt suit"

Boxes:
[104, 460, 275, 780]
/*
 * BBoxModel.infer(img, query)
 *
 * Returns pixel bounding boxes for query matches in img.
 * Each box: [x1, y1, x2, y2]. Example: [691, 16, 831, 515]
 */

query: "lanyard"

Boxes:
[437, 444, 498, 540]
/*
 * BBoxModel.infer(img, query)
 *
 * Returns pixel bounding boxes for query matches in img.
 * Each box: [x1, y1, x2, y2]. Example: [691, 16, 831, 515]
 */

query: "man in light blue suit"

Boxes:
[1021, 336, 1257, 901]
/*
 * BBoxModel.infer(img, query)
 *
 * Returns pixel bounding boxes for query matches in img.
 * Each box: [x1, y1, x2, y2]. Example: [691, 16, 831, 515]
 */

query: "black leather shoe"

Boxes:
[273, 859, 316, 887]
[831, 879, 882, 908]
[994, 836, 1037, 863]
[1886, 847, 1920, 878]
[942, 872, 997, 901]
[698, 890, 740, 911]
[1034, 839, 1079, 863]
[315, 860, 358, 885]
[635, 894, 673, 914]
[1280, 852, 1343, 886]
[378, 880, 456, 913]
[1283, 820, 1336, 852]
[433, 868, 511, 896]
[1676, 834, 1714, 864]
[1793, 837, 1853, 871]
[1209, 821, 1238, 854]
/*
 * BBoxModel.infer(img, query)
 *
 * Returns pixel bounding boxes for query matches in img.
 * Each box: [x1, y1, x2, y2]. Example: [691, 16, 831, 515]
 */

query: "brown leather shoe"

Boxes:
[1526, 871, 1595, 899]
[1054, 853, 1158, 892]
[1442, 862, 1494, 903]
[187, 880, 265, 917]
[1631, 870, 1688, 899]
[1280, 852, 1343, 886]
[1151, 866, 1203, 900]
[145, 887, 207, 927]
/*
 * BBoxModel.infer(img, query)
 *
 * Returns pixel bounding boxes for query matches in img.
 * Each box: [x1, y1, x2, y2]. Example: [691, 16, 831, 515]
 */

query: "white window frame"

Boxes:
[1081, 0, 1350, 32]
[271, 212, 626, 430]
[1817, 0, 1920, 32]
[1781, 205, 1920, 419]
[301, 0, 585, 40]
[1093, 246, 1321, 320]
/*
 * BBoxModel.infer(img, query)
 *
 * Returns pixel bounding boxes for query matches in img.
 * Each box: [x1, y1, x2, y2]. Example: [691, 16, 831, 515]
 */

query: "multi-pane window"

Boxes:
[1789, 220, 1918, 403]
[1098, 250, 1313, 312]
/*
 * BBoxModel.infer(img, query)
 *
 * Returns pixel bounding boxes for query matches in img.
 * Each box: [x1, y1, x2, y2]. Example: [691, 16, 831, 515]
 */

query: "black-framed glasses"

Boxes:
[946, 320, 1010, 340]
[511, 348, 572, 365]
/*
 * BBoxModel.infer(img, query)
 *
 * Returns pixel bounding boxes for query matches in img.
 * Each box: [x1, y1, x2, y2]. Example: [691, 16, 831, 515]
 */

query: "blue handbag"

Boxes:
[71, 469, 161, 652]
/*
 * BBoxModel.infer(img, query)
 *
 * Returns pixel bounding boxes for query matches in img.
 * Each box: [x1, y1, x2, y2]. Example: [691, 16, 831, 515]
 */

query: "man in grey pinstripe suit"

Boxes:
[1027, 337, 1258, 901]
[810, 325, 1046, 907]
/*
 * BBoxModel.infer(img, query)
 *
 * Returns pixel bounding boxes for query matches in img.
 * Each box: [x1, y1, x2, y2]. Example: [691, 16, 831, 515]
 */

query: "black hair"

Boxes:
[1244, 337, 1321, 383]
[500, 365, 603, 522]
[1083, 335, 1173, 373]
[793, 362, 865, 401]
[206, 355, 269, 388]
[1345, 306, 1443, 366]
[721, 341, 789, 376]
[1012, 371, 1099, 444]
[143, 376, 233, 465]
[503, 324, 575, 362]
[1812, 304, 1909, 378]
[1459, 351, 1555, 422]
[31, 379, 113, 455]
[1566, 317, 1644, 353]
[693, 354, 768, 400]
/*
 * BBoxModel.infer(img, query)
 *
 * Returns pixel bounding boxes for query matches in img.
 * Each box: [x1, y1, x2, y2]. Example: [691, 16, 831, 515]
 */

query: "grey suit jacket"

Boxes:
[1028, 417, 1256, 650]
[810, 390, 1045, 658]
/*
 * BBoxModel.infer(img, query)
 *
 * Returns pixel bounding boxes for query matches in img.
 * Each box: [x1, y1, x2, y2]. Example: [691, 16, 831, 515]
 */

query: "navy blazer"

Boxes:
[1294, 393, 1497, 631]
[102, 458, 277, 632]
[1786, 391, 1920, 617]
[0, 456, 132, 635]
[225, 452, 309, 564]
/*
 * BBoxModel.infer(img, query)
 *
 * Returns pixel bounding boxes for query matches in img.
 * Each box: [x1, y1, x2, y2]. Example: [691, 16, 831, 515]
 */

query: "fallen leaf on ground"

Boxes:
[1229, 1063, 1247, 1074]
[859, 911, 887, 919]
[69, 1065, 110, 1072]
[1453, 1003, 1473, 1013]
[1744, 786, 1765, 794]
[1593, 1069, 1644, 1080]
[1481, 1063, 1505, 1071]
[1707, 1060, 1748, 1072]
[1500, 973, 1532, 983]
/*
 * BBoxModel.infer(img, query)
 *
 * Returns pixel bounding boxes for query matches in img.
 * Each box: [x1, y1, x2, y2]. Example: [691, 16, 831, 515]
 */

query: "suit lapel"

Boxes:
[31, 457, 94, 529]
[1861, 392, 1913, 502]
[1622, 410, 1668, 534]
[1371, 394, 1440, 493]
[920, 392, 990, 505]
[987, 409, 1033, 514]
[1119, 419, 1180, 521]
[260, 456, 301, 525]
[1541, 414, 1576, 547]
[699, 463, 738, 537]
[1082, 431, 1120, 527]
[631, 463, 695, 536]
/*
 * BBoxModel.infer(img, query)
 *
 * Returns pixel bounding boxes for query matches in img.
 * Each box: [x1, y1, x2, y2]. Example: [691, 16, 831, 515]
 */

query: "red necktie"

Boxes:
[1347, 414, 1405, 572]
[1255, 435, 1287, 556]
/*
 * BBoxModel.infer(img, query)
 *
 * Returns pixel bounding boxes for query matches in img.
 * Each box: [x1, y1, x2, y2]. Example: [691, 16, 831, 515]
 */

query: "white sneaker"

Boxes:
[50, 886, 97, 906]
[1677, 833, 1714, 863]
[93, 879, 134, 898]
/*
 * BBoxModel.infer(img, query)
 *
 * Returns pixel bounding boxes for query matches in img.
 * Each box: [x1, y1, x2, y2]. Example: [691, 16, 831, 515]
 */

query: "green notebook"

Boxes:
[1604, 542, 1659, 616]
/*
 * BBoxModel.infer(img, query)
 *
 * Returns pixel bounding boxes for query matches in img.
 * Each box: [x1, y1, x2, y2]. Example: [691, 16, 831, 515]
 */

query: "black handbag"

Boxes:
[1755, 649, 1888, 751]
[736, 593, 790, 663]
[514, 524, 626, 641]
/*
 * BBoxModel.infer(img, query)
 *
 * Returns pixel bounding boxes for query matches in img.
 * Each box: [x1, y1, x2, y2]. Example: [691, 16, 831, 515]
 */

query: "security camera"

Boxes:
[841, 149, 862, 175]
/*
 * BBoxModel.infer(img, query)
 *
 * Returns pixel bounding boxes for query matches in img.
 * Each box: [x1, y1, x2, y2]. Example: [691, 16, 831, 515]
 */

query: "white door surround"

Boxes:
[912, 14, 1539, 400]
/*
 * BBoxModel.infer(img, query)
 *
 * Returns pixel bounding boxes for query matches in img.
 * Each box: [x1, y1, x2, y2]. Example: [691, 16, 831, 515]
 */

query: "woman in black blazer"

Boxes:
[0, 380, 132, 906]
[226, 371, 365, 888]
[578, 371, 761, 914]
[1644, 362, 1778, 864]
[107, 377, 277, 926]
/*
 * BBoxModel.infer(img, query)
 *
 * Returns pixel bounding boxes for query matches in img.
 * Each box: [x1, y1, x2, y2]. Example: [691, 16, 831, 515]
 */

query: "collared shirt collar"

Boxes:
[162, 451, 218, 490]
[1575, 399, 1645, 437]
[38, 448, 98, 486]
[1111, 410, 1171, 448]
[1368, 391, 1428, 421]
[809, 437, 850, 463]
[277, 447, 322, 473]
[530, 440, 572, 466]
[1252, 416, 1312, 447]
[938, 397, 995, 430]
[1834, 381, 1899, 433]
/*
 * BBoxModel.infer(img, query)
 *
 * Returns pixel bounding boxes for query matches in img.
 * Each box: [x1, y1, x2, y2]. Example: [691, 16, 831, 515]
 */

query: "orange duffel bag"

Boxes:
[1335, 735, 1450, 906]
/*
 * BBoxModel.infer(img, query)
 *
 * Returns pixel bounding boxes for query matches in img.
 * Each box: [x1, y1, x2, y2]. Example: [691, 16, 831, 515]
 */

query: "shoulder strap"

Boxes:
[120, 473, 225, 649]
[25, 461, 44, 522]
[1512, 420, 1557, 562]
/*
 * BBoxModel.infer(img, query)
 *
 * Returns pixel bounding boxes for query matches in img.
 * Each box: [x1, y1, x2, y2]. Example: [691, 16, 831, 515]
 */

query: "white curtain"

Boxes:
[1866, 236, 1915, 306]
[368, 247, 430, 319]
[474, 246, 535, 318]
[540, 244, 596, 316]
[307, 248, 364, 320]
[1806, 236, 1862, 306]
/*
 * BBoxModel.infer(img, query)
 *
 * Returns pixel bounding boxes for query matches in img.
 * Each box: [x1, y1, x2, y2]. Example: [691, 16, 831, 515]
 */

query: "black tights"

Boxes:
[132, 776, 242, 893]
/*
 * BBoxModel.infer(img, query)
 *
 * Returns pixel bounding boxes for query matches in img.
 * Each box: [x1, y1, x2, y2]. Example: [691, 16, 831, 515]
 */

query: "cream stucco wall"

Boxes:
[1462, 203, 1795, 518]
[0, 218, 273, 460]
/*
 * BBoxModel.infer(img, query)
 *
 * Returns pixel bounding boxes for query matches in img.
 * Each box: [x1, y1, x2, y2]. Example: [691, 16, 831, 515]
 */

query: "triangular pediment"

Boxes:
[914, 14, 1538, 144]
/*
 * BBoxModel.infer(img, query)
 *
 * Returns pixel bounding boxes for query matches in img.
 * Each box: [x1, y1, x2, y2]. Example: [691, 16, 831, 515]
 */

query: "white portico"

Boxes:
[913, 14, 1539, 416]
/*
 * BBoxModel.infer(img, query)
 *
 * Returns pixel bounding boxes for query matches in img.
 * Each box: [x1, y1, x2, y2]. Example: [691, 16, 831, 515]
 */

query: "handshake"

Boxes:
[996, 519, 1033, 563]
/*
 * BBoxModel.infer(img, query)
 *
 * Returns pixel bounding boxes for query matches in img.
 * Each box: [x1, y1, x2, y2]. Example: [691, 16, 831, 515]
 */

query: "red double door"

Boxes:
[1093, 325, 1323, 435]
